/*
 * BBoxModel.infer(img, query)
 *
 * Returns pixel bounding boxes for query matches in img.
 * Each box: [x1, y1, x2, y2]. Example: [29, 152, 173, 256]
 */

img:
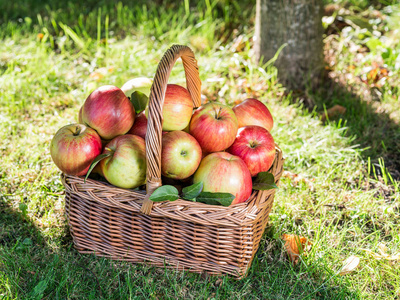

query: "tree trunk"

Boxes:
[254, 0, 325, 90]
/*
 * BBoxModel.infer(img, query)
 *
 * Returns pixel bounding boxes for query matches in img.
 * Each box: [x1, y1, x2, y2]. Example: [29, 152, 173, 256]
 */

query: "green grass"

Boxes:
[1, 0, 399, 299]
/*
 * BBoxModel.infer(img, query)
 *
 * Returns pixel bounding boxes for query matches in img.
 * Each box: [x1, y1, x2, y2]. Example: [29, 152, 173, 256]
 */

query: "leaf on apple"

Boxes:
[196, 192, 235, 207]
[149, 184, 235, 206]
[253, 172, 278, 190]
[130, 91, 149, 114]
[182, 182, 203, 201]
[84, 152, 112, 183]
[149, 185, 179, 202]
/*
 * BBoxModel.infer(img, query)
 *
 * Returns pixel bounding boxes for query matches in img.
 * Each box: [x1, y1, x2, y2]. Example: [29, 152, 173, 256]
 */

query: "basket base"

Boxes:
[65, 188, 273, 279]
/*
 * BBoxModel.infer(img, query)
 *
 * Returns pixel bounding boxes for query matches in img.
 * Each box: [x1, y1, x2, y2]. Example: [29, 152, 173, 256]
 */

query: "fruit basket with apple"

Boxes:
[54, 45, 284, 278]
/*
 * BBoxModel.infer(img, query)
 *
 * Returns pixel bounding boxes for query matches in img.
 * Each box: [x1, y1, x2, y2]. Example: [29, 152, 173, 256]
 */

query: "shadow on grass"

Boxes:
[0, 0, 149, 22]
[0, 196, 105, 299]
[309, 75, 400, 182]
[1, 195, 362, 299]
[0, 0, 249, 30]
[0, 0, 251, 49]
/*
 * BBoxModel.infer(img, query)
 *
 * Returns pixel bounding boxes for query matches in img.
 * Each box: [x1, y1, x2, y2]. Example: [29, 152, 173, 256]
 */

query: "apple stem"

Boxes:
[104, 147, 116, 156]
[215, 107, 223, 120]
[73, 126, 81, 136]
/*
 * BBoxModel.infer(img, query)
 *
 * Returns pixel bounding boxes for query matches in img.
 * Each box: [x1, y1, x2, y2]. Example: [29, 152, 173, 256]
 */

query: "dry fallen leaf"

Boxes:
[361, 243, 400, 261]
[282, 234, 312, 265]
[230, 35, 246, 53]
[361, 65, 389, 88]
[339, 255, 360, 275]
[320, 105, 346, 122]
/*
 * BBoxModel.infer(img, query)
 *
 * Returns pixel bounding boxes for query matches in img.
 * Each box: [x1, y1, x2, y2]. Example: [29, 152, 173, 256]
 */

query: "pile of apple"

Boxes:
[50, 79, 276, 206]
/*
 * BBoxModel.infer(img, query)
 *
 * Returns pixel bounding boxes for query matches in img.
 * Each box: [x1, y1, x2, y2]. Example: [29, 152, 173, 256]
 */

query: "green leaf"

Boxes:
[182, 182, 203, 200]
[84, 153, 112, 183]
[196, 192, 235, 207]
[253, 172, 278, 190]
[130, 91, 149, 114]
[149, 185, 179, 202]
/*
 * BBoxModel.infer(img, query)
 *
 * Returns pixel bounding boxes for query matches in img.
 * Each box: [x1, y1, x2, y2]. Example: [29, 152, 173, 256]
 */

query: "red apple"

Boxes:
[146, 84, 193, 131]
[126, 112, 168, 139]
[100, 135, 146, 189]
[81, 85, 135, 140]
[233, 98, 273, 132]
[227, 125, 275, 177]
[50, 124, 102, 176]
[193, 152, 252, 205]
[127, 111, 147, 139]
[161, 131, 202, 180]
[189, 102, 238, 153]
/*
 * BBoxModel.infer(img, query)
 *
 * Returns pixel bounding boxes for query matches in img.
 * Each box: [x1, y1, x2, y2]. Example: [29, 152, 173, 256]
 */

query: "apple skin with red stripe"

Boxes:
[189, 102, 238, 153]
[50, 124, 102, 176]
[193, 152, 253, 205]
[127, 111, 147, 140]
[81, 85, 135, 140]
[233, 98, 273, 132]
[161, 84, 194, 131]
[227, 125, 275, 177]
[145, 84, 193, 132]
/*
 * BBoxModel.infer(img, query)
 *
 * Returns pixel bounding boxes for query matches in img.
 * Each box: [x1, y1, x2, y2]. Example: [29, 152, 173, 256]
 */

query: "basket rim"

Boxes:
[62, 145, 284, 227]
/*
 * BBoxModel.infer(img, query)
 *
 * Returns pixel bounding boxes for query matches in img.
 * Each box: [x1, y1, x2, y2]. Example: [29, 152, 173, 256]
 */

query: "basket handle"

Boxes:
[140, 45, 202, 214]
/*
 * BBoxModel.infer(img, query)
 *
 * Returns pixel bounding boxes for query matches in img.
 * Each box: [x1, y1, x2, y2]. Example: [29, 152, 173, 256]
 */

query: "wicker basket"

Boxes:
[62, 45, 284, 278]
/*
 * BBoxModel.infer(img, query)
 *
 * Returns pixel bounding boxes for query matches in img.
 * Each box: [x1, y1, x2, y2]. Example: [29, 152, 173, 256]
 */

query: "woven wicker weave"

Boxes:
[62, 45, 284, 278]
